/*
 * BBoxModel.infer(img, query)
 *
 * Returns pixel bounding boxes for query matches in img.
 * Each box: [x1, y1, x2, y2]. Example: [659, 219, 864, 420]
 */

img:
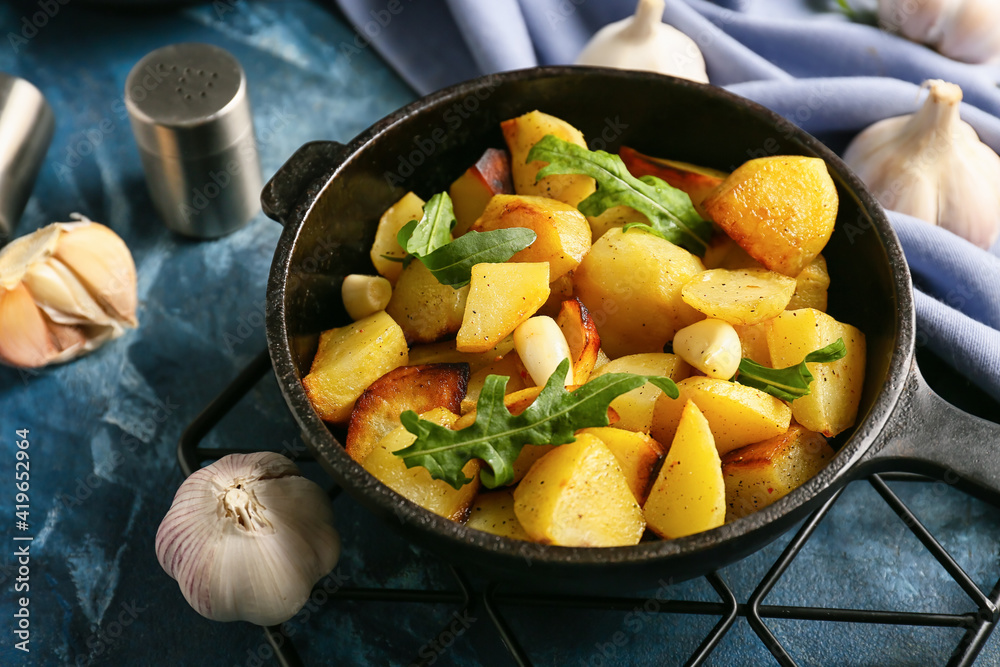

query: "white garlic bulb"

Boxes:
[843, 80, 1000, 249]
[576, 0, 710, 84]
[879, 0, 1000, 64]
[0, 215, 137, 368]
[156, 453, 340, 627]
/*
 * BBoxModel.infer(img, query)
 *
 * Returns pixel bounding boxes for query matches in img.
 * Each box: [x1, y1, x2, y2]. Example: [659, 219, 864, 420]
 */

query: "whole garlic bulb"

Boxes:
[879, 0, 1000, 64]
[0, 215, 137, 368]
[576, 0, 709, 84]
[156, 452, 340, 627]
[843, 80, 1000, 249]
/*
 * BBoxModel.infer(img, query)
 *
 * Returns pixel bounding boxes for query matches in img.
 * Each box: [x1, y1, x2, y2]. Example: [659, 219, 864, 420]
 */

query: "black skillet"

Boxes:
[261, 67, 1000, 587]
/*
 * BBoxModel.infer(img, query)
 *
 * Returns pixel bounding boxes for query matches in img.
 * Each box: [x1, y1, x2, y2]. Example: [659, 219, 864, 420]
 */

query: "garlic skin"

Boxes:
[0, 215, 138, 367]
[576, 0, 709, 84]
[843, 80, 1000, 249]
[878, 0, 1000, 64]
[156, 453, 340, 627]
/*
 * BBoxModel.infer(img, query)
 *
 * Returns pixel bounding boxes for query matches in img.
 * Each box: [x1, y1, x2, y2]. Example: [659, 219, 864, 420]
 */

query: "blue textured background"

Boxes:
[0, 1, 999, 665]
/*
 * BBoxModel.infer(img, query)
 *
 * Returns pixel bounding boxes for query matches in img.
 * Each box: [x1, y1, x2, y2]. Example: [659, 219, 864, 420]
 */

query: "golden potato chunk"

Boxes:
[457, 262, 549, 353]
[578, 427, 665, 505]
[734, 322, 773, 367]
[651, 376, 792, 456]
[386, 261, 468, 344]
[471, 194, 591, 280]
[767, 309, 866, 437]
[722, 424, 835, 520]
[370, 192, 425, 285]
[450, 148, 513, 236]
[407, 337, 515, 373]
[590, 353, 691, 434]
[459, 351, 530, 414]
[302, 311, 408, 423]
[787, 255, 830, 311]
[345, 363, 469, 463]
[585, 205, 647, 242]
[554, 298, 601, 384]
[362, 408, 479, 522]
[574, 227, 705, 357]
[501, 110, 596, 206]
[681, 268, 796, 326]
[466, 489, 531, 541]
[643, 401, 726, 539]
[703, 156, 838, 277]
[619, 146, 727, 218]
[513, 434, 645, 546]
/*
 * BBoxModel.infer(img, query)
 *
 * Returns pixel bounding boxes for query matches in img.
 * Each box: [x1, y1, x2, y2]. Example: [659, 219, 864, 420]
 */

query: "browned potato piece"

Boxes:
[457, 262, 550, 353]
[471, 194, 592, 280]
[407, 336, 515, 373]
[574, 227, 705, 357]
[513, 434, 645, 546]
[722, 424, 835, 520]
[578, 427, 665, 505]
[703, 156, 837, 277]
[449, 148, 513, 236]
[370, 192, 424, 284]
[787, 255, 830, 311]
[501, 111, 596, 206]
[681, 268, 796, 326]
[303, 311, 408, 424]
[345, 363, 470, 463]
[459, 351, 530, 414]
[651, 376, 792, 455]
[386, 261, 468, 344]
[466, 489, 531, 541]
[643, 401, 726, 539]
[554, 298, 601, 384]
[362, 408, 479, 522]
[590, 353, 691, 434]
[767, 309, 866, 437]
[619, 146, 728, 218]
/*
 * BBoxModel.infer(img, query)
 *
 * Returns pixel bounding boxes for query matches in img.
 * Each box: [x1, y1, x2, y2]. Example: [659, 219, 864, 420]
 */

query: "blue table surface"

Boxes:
[1, 1, 999, 665]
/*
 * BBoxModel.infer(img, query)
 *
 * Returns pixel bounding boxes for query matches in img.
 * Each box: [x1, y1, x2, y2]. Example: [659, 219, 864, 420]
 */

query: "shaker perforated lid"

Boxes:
[125, 43, 261, 238]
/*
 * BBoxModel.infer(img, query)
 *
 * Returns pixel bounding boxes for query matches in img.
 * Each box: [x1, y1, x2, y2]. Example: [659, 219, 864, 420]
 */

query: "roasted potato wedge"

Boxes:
[466, 489, 531, 541]
[703, 156, 837, 277]
[459, 351, 531, 414]
[554, 298, 601, 384]
[574, 227, 705, 357]
[644, 401, 726, 539]
[457, 262, 550, 354]
[346, 363, 470, 463]
[651, 376, 792, 455]
[386, 261, 468, 344]
[471, 194, 592, 280]
[619, 146, 727, 218]
[787, 255, 830, 312]
[501, 110, 596, 206]
[681, 268, 797, 326]
[578, 427, 665, 505]
[370, 192, 425, 285]
[722, 424, 835, 520]
[514, 433, 645, 546]
[767, 309, 866, 437]
[733, 322, 773, 367]
[302, 311, 408, 423]
[407, 336, 515, 373]
[362, 408, 479, 522]
[590, 353, 691, 434]
[450, 148, 513, 236]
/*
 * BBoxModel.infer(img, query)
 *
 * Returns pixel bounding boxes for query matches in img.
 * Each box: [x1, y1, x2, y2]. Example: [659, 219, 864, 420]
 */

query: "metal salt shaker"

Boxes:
[125, 43, 262, 238]
[0, 73, 55, 244]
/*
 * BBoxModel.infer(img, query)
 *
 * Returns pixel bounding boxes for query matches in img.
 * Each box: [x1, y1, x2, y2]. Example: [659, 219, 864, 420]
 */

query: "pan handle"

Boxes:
[860, 359, 1000, 505]
[261, 140, 347, 226]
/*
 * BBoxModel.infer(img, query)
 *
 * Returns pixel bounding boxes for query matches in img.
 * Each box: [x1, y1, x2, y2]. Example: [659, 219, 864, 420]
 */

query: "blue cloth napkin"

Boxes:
[334, 0, 1000, 404]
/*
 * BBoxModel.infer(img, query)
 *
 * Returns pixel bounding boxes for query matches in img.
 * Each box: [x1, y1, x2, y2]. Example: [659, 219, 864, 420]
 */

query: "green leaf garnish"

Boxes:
[418, 228, 537, 288]
[395, 191, 536, 288]
[526, 135, 712, 255]
[733, 339, 847, 401]
[394, 359, 679, 489]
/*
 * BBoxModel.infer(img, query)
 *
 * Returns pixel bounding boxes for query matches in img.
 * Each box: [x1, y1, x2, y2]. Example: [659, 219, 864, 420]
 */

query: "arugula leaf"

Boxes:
[394, 360, 679, 489]
[734, 339, 847, 401]
[419, 228, 537, 288]
[403, 192, 455, 256]
[526, 135, 712, 255]
[392, 191, 536, 288]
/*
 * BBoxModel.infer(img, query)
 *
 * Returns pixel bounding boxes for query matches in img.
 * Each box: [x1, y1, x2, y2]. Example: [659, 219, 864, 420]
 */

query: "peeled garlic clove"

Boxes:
[0, 284, 60, 368]
[576, 0, 709, 84]
[843, 80, 1000, 249]
[156, 453, 340, 627]
[53, 223, 137, 327]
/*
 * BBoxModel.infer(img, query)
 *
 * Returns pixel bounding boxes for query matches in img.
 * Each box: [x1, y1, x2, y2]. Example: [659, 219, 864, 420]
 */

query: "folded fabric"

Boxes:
[333, 0, 1000, 404]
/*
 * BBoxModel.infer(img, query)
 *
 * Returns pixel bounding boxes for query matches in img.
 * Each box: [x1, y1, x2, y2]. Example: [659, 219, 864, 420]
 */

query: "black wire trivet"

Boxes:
[179, 349, 1000, 667]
